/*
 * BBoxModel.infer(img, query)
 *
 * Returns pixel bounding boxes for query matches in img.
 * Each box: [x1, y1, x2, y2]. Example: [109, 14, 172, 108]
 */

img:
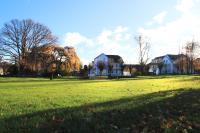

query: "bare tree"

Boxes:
[128, 65, 133, 76]
[108, 61, 113, 77]
[176, 54, 188, 74]
[88, 63, 93, 76]
[135, 34, 150, 74]
[97, 61, 105, 76]
[0, 19, 57, 74]
[184, 40, 199, 74]
[0, 56, 2, 63]
[127, 65, 136, 76]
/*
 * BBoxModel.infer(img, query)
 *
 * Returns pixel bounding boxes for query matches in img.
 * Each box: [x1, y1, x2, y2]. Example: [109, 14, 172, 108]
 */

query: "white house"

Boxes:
[149, 54, 186, 75]
[0, 67, 3, 75]
[89, 53, 124, 77]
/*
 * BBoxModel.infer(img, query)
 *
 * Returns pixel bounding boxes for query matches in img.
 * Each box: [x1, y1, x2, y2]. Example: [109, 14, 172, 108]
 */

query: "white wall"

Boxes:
[149, 55, 178, 75]
[162, 56, 177, 74]
[92, 53, 122, 76]
[0, 68, 3, 75]
[94, 53, 108, 76]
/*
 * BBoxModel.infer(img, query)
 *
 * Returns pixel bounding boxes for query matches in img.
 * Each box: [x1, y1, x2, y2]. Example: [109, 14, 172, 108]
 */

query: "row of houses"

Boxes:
[1, 52, 200, 76]
[88, 53, 200, 77]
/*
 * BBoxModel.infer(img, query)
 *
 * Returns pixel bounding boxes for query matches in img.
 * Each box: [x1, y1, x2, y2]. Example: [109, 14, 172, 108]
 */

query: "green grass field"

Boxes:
[0, 76, 200, 133]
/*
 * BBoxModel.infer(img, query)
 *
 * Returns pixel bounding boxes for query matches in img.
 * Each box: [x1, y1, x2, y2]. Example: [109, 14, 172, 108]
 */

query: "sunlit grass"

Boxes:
[0, 75, 199, 132]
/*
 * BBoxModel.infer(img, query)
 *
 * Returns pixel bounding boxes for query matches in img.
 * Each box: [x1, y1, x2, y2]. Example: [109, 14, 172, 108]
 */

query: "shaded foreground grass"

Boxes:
[0, 76, 200, 132]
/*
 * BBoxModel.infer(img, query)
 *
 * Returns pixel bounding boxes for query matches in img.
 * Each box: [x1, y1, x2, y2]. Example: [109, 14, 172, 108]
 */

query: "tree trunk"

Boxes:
[50, 73, 53, 80]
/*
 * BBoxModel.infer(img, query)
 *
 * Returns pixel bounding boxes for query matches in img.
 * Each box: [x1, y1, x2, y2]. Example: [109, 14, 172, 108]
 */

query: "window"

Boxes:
[114, 70, 116, 73]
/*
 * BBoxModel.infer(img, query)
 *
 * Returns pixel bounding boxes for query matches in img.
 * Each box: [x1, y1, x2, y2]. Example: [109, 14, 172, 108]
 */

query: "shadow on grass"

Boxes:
[1, 89, 200, 133]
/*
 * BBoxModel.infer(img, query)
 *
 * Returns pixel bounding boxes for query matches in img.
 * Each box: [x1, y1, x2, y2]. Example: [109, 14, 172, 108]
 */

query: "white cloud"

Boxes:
[64, 32, 93, 47]
[63, 0, 200, 65]
[139, 10, 200, 59]
[63, 26, 136, 64]
[96, 30, 112, 44]
[114, 26, 129, 33]
[147, 11, 168, 26]
[175, 0, 200, 14]
[95, 27, 135, 62]
[175, 0, 199, 13]
[153, 11, 168, 24]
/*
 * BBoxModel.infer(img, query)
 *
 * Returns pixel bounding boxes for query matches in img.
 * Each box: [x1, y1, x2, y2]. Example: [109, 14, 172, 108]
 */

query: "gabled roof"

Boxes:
[153, 54, 186, 61]
[94, 53, 123, 63]
[106, 55, 121, 60]
[94, 53, 106, 60]
[167, 54, 180, 61]
[106, 54, 124, 63]
[154, 55, 165, 60]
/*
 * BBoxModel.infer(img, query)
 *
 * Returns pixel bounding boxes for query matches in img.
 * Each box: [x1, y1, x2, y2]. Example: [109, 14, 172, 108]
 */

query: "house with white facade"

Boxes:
[149, 54, 187, 75]
[89, 53, 124, 77]
[0, 67, 3, 75]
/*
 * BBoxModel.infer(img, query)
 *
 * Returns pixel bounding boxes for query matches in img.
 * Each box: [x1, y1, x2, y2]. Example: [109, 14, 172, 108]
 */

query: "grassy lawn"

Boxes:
[0, 75, 200, 133]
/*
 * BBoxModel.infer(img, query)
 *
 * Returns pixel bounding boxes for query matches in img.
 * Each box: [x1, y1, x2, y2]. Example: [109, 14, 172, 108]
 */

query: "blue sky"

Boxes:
[1, 0, 200, 64]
